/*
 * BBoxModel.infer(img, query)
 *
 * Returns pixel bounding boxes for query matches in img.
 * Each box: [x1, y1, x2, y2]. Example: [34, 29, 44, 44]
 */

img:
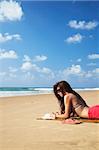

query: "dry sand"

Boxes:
[0, 90, 99, 150]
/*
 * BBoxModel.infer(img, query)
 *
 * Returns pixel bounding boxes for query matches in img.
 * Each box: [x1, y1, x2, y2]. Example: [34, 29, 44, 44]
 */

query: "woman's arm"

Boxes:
[55, 95, 71, 119]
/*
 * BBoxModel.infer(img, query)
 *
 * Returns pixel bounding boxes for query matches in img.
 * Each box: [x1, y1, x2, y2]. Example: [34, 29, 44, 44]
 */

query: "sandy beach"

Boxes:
[0, 90, 99, 150]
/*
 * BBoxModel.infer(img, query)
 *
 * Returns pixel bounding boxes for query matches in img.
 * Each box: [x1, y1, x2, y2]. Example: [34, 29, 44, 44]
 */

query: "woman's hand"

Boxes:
[52, 111, 68, 119]
[52, 112, 60, 119]
[50, 113, 56, 119]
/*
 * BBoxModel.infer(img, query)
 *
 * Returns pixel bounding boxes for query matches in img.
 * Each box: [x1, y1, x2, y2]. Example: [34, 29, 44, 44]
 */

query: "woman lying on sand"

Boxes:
[53, 81, 99, 119]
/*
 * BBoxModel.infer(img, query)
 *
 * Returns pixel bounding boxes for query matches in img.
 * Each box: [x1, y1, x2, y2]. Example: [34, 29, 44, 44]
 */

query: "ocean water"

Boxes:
[0, 87, 53, 97]
[0, 87, 99, 97]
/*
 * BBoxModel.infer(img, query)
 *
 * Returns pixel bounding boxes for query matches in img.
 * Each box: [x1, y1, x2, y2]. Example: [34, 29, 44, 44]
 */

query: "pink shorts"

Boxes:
[88, 105, 99, 119]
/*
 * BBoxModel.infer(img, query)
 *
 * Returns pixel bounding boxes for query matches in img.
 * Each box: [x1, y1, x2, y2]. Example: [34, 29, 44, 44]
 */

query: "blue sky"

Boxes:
[0, 0, 99, 88]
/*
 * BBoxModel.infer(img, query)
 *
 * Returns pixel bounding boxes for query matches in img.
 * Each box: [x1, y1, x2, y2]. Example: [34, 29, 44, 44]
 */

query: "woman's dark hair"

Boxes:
[53, 80, 87, 114]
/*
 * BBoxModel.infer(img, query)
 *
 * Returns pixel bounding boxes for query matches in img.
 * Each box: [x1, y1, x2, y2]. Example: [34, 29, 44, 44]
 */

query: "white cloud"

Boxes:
[33, 55, 47, 62]
[21, 61, 54, 79]
[85, 68, 99, 78]
[68, 20, 98, 30]
[21, 61, 53, 73]
[23, 54, 47, 63]
[77, 58, 82, 62]
[39, 67, 55, 79]
[87, 63, 96, 66]
[57, 64, 99, 81]
[65, 65, 81, 75]
[21, 61, 33, 71]
[21, 61, 41, 72]
[56, 64, 85, 82]
[32, 64, 40, 72]
[0, 49, 18, 59]
[0, 0, 23, 22]
[23, 55, 31, 62]
[92, 68, 99, 74]
[0, 33, 21, 43]
[40, 67, 52, 74]
[65, 33, 83, 44]
[88, 54, 99, 59]
[0, 71, 6, 76]
[8, 67, 18, 78]
[24, 72, 35, 80]
[59, 65, 83, 78]
[9, 73, 16, 78]
[85, 71, 93, 78]
[8, 67, 18, 73]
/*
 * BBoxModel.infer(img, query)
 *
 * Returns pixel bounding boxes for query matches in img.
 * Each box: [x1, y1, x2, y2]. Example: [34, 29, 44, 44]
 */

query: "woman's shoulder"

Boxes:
[64, 93, 74, 101]
[66, 93, 75, 98]
[64, 93, 73, 105]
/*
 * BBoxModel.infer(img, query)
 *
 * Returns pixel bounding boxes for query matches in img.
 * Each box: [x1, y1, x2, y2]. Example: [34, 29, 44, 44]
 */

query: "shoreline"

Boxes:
[0, 93, 53, 99]
[0, 89, 99, 98]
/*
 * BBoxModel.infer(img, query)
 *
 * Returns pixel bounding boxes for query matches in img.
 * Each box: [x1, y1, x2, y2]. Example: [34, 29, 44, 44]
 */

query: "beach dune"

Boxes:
[0, 90, 99, 150]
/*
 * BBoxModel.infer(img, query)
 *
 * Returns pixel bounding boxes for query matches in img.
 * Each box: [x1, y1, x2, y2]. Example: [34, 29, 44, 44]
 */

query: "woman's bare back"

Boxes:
[68, 93, 89, 118]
